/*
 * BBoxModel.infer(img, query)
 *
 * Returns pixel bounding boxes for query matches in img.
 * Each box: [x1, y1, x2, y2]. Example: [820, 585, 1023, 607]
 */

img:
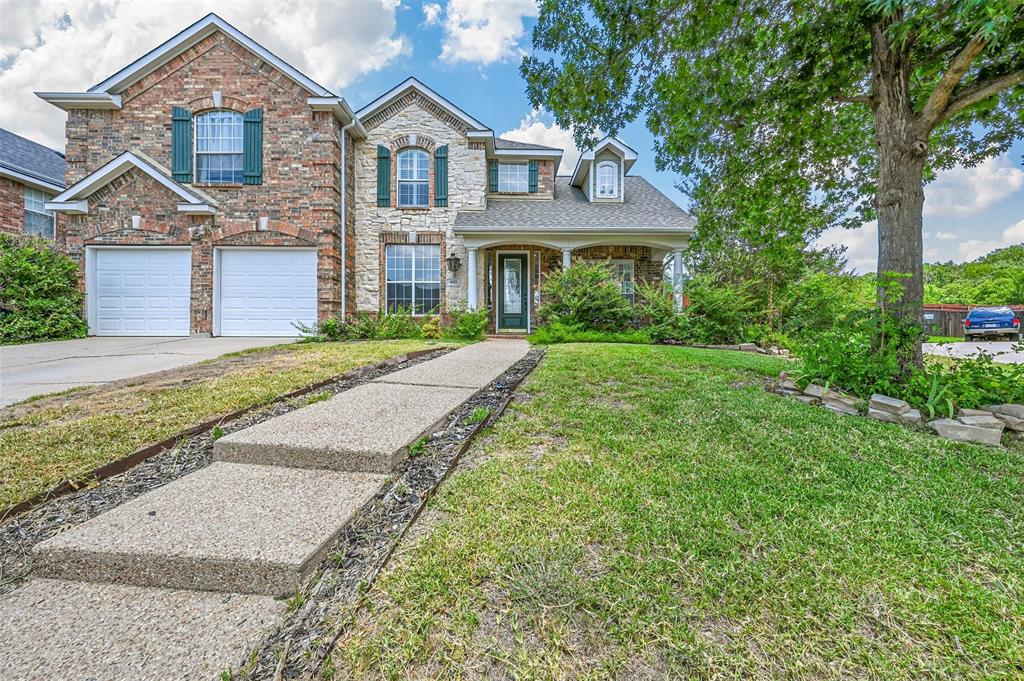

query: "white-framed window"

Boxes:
[611, 259, 635, 303]
[596, 161, 618, 198]
[498, 163, 529, 193]
[386, 243, 440, 314]
[195, 110, 244, 184]
[24, 187, 55, 238]
[397, 148, 430, 207]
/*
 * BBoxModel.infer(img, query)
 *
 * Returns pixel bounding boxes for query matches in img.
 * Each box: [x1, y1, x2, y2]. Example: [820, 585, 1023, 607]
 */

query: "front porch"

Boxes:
[456, 232, 690, 334]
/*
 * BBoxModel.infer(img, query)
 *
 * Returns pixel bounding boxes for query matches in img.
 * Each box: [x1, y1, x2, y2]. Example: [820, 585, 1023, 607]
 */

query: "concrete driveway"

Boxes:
[924, 340, 1024, 364]
[1, 336, 292, 407]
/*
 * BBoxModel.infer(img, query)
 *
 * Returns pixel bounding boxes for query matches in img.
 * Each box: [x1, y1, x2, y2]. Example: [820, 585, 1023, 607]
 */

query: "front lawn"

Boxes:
[0, 340, 445, 510]
[335, 343, 1024, 678]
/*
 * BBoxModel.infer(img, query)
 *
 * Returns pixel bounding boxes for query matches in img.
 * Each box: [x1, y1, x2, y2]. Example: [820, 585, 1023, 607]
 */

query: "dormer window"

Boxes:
[195, 110, 244, 184]
[596, 161, 618, 198]
[397, 148, 430, 207]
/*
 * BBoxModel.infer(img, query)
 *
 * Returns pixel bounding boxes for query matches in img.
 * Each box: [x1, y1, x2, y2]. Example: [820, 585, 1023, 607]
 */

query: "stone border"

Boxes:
[772, 373, 1024, 447]
[0, 348, 454, 595]
[0, 347, 446, 522]
[233, 348, 546, 680]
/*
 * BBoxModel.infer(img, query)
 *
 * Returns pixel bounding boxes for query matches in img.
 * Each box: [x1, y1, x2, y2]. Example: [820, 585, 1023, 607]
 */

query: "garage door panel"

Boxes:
[94, 249, 191, 336]
[218, 249, 316, 337]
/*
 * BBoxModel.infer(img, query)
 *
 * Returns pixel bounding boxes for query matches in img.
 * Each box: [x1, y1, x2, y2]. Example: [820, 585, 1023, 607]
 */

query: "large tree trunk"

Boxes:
[871, 19, 927, 368]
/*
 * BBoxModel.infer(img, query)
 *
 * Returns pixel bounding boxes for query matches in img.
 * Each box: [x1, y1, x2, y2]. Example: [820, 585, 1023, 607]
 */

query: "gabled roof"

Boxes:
[0, 128, 66, 192]
[454, 176, 695, 233]
[46, 151, 217, 215]
[38, 14, 337, 112]
[570, 136, 639, 187]
[356, 77, 491, 132]
[493, 137, 562, 152]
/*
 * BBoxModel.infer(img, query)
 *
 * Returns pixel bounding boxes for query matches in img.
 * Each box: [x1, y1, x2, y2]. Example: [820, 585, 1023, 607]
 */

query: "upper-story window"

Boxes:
[498, 163, 529, 193]
[24, 187, 55, 238]
[397, 148, 430, 207]
[195, 110, 244, 184]
[596, 161, 618, 198]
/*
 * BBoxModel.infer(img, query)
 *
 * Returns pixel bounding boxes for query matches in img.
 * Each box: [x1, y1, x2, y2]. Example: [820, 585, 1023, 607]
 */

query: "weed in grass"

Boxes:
[286, 589, 307, 612]
[304, 391, 331, 405]
[464, 406, 490, 425]
[211, 425, 224, 441]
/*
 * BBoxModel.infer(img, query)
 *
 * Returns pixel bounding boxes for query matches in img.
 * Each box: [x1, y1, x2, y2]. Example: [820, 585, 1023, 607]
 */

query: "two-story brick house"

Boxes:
[40, 14, 693, 337]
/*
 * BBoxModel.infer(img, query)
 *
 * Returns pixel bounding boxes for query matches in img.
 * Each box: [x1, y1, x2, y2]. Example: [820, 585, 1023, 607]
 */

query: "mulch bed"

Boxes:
[0, 348, 452, 595]
[236, 348, 546, 681]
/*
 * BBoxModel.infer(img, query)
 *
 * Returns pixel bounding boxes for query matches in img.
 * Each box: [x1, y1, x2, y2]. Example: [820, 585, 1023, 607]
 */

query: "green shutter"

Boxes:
[377, 146, 391, 207]
[434, 145, 448, 207]
[528, 159, 538, 193]
[243, 108, 263, 185]
[171, 107, 192, 182]
[488, 159, 498, 192]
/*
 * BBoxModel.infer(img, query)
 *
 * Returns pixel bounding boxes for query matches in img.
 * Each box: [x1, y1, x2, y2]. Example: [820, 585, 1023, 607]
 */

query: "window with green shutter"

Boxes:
[243, 108, 263, 185]
[488, 159, 498, 192]
[377, 146, 391, 207]
[434, 145, 448, 207]
[528, 159, 538, 193]
[171, 107, 192, 182]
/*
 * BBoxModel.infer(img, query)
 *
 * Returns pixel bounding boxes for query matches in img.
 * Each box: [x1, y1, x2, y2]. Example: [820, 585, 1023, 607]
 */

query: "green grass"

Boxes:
[928, 336, 963, 343]
[464, 406, 491, 425]
[0, 340, 444, 509]
[335, 343, 1024, 678]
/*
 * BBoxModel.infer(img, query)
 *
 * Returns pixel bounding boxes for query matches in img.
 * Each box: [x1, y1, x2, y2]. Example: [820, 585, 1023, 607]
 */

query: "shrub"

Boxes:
[375, 307, 421, 339]
[635, 280, 691, 343]
[680, 274, 753, 344]
[0, 235, 87, 343]
[420, 315, 442, 339]
[538, 262, 635, 332]
[528, 321, 653, 345]
[443, 306, 489, 341]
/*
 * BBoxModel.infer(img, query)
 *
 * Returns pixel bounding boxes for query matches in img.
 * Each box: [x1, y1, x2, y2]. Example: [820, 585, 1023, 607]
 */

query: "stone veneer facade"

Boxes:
[58, 30, 352, 334]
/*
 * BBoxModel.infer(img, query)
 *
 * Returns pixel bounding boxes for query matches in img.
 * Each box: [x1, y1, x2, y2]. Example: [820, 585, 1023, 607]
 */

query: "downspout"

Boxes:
[340, 120, 356, 317]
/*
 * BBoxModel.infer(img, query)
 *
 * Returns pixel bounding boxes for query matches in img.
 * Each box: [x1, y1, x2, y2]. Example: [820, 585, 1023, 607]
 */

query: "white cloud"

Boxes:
[1004, 218, 1024, 244]
[934, 231, 959, 240]
[924, 154, 1024, 217]
[499, 109, 581, 174]
[0, 1, 410, 149]
[438, 0, 537, 65]
[960, 219, 1024, 259]
[817, 221, 878, 274]
[422, 3, 442, 26]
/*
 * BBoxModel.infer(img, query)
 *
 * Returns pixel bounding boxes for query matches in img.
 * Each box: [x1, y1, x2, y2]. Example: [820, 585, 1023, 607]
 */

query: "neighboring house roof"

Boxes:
[0, 128, 66, 192]
[454, 176, 695, 233]
[47, 151, 217, 215]
[493, 137, 562, 152]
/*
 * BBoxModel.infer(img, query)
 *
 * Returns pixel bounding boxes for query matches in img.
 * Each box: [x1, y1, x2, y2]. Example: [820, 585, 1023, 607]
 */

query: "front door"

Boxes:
[497, 253, 528, 331]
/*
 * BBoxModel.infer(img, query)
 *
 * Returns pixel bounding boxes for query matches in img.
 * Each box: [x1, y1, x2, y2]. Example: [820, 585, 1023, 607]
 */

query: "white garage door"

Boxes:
[93, 248, 191, 336]
[217, 248, 317, 337]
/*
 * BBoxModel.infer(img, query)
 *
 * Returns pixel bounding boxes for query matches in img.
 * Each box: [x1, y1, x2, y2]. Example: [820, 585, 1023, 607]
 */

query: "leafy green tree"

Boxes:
[523, 0, 1024, 364]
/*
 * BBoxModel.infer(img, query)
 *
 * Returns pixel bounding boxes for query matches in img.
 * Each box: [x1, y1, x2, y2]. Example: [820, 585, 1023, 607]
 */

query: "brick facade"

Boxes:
[59, 30, 346, 334]
[0, 176, 23, 236]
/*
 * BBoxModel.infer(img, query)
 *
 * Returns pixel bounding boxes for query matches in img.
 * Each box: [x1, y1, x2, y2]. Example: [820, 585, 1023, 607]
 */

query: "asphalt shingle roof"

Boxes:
[454, 176, 695, 232]
[0, 128, 66, 187]
[493, 137, 562, 151]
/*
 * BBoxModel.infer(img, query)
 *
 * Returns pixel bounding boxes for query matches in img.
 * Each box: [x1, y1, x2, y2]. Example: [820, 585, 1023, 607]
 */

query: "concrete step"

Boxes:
[33, 462, 386, 596]
[376, 339, 529, 389]
[0, 578, 282, 681]
[214, 382, 477, 472]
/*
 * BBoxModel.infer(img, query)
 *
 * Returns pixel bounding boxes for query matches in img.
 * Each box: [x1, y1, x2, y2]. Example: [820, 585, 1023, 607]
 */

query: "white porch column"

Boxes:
[672, 249, 684, 312]
[466, 247, 479, 310]
[562, 248, 572, 269]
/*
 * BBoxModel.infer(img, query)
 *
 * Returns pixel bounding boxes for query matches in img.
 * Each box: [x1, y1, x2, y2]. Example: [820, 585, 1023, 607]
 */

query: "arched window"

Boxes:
[596, 161, 618, 198]
[195, 110, 244, 184]
[397, 148, 430, 207]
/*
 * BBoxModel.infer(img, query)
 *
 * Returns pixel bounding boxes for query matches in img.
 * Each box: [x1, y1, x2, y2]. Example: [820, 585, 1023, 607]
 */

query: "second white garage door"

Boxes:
[216, 248, 317, 337]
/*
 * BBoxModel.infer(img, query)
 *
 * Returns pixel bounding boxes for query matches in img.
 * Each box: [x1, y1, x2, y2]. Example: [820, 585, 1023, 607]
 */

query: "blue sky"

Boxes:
[1, 0, 1019, 273]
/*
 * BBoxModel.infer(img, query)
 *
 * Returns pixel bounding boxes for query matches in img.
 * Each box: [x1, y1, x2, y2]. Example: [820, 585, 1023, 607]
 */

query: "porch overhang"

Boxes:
[453, 228, 691, 252]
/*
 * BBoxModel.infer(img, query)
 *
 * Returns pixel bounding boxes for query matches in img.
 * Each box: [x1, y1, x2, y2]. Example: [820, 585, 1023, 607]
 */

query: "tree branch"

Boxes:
[916, 32, 988, 132]
[834, 94, 872, 104]
[943, 69, 1024, 119]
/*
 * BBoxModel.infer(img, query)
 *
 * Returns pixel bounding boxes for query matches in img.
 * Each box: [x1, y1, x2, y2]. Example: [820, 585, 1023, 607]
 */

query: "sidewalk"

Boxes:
[0, 340, 529, 679]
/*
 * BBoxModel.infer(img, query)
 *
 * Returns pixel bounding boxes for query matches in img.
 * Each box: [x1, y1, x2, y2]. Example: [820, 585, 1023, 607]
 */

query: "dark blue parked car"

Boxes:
[963, 306, 1021, 341]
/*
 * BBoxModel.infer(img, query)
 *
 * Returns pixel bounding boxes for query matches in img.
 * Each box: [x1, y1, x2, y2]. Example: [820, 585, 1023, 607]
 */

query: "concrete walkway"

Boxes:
[0, 340, 529, 680]
[924, 340, 1024, 364]
[1, 336, 290, 407]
